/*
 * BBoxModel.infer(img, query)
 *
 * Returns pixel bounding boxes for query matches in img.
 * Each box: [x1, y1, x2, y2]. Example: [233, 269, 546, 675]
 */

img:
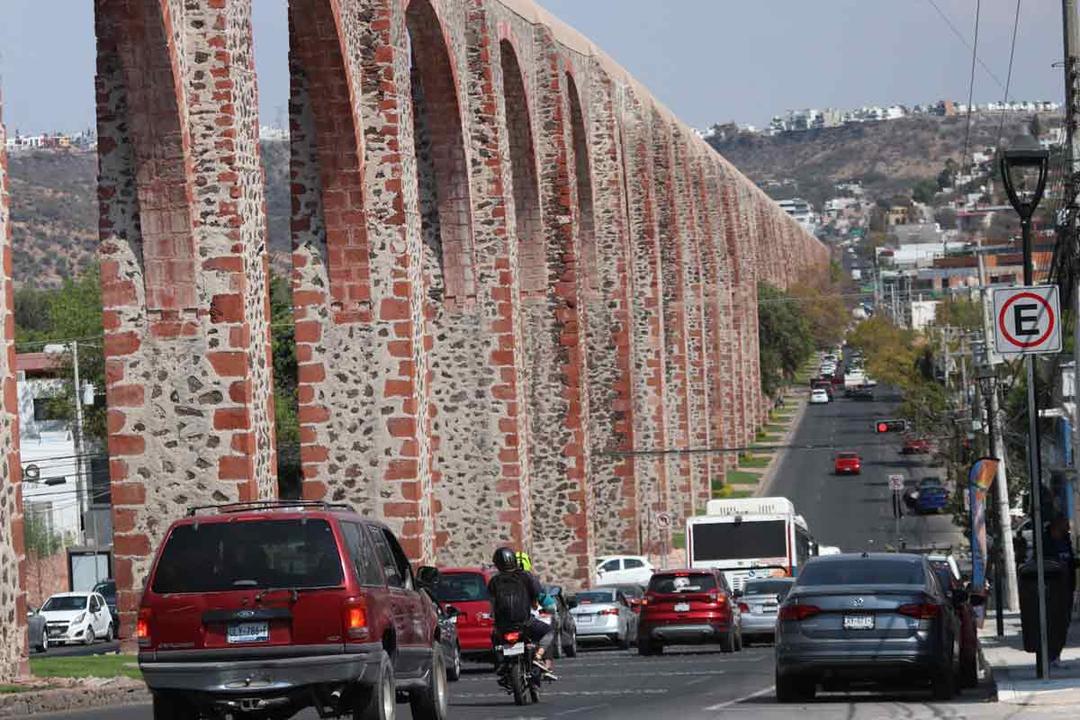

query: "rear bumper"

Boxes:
[139, 643, 383, 695]
[575, 617, 621, 638]
[741, 614, 778, 636]
[777, 642, 945, 680]
[640, 623, 733, 644]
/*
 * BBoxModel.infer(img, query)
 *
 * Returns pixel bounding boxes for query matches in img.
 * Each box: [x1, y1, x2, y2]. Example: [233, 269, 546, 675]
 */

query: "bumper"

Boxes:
[741, 614, 778, 636]
[139, 643, 383, 696]
[46, 624, 88, 644]
[640, 623, 733, 644]
[574, 617, 621, 638]
[776, 638, 944, 681]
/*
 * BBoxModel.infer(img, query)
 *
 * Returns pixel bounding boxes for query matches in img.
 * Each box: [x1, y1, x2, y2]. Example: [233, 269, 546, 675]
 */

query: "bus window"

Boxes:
[794, 527, 813, 571]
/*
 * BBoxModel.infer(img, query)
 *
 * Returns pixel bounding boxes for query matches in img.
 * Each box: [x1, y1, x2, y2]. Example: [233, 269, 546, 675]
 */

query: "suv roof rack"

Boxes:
[186, 499, 354, 517]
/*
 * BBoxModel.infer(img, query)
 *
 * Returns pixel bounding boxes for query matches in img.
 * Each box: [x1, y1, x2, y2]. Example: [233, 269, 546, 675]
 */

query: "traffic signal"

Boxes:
[875, 419, 907, 433]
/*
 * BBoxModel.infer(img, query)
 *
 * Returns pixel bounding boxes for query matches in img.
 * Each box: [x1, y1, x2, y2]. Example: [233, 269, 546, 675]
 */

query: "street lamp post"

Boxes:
[1000, 130, 1051, 679]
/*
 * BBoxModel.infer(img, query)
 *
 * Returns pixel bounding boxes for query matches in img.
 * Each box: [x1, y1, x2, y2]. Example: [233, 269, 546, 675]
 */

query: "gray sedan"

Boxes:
[775, 553, 960, 702]
[736, 577, 794, 644]
[27, 607, 48, 653]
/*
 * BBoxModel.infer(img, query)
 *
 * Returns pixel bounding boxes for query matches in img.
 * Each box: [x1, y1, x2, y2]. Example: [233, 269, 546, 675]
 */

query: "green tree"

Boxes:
[757, 283, 813, 397]
[269, 272, 301, 499]
[911, 178, 938, 204]
[24, 510, 64, 557]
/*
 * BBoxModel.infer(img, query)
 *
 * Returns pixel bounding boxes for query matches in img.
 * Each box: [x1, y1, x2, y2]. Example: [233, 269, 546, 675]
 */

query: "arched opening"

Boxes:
[406, 0, 474, 305]
[500, 41, 543, 296]
[565, 74, 596, 292]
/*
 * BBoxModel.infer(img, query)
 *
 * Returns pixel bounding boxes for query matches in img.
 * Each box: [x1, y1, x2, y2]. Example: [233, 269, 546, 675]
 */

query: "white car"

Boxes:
[39, 592, 113, 646]
[594, 555, 653, 586]
[569, 587, 638, 648]
[810, 388, 830, 404]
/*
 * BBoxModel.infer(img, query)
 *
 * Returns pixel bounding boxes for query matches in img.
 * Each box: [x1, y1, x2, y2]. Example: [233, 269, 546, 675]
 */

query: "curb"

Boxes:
[0, 680, 149, 718]
[754, 389, 809, 498]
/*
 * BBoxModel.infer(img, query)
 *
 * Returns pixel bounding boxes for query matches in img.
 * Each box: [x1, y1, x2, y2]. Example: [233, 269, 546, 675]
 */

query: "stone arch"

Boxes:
[565, 73, 597, 294]
[499, 40, 544, 296]
[406, 0, 475, 306]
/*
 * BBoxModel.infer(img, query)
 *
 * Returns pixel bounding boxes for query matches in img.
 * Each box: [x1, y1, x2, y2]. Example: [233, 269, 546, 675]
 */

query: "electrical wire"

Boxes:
[960, 0, 982, 184]
[995, 0, 1024, 149]
[926, 0, 1005, 90]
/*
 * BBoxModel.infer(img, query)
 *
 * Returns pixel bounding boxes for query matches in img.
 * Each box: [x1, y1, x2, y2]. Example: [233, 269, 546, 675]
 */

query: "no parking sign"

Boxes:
[992, 285, 1062, 357]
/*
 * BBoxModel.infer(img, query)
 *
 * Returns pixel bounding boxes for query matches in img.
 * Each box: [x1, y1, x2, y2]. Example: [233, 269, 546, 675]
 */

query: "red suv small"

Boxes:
[833, 451, 862, 475]
[902, 437, 931, 455]
[637, 569, 742, 655]
[137, 501, 448, 720]
[431, 567, 498, 659]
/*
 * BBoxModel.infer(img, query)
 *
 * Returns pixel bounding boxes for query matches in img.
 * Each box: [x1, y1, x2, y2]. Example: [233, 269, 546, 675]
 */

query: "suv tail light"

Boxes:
[136, 608, 152, 648]
[898, 602, 941, 620]
[342, 598, 369, 640]
[778, 604, 821, 621]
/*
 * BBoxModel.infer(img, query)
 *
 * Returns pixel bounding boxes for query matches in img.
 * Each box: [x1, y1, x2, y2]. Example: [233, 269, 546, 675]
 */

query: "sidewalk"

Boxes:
[980, 610, 1080, 706]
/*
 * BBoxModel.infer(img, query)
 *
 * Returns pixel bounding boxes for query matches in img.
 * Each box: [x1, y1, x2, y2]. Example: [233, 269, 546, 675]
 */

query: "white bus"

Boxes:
[686, 497, 815, 591]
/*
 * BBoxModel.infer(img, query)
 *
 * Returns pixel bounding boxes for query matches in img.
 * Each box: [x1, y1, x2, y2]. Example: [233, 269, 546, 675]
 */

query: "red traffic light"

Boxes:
[876, 422, 889, 433]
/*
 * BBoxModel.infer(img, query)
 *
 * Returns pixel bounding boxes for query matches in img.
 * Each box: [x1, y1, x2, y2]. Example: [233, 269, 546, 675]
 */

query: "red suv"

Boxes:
[833, 451, 862, 475]
[637, 569, 742, 656]
[136, 501, 448, 720]
[431, 567, 498, 659]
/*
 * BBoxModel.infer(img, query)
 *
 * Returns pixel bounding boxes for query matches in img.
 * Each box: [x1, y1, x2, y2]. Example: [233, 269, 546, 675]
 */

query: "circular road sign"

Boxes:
[993, 285, 1062, 356]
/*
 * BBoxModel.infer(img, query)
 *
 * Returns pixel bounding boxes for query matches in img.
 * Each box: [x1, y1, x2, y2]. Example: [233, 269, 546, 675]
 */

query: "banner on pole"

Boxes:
[968, 456, 1000, 625]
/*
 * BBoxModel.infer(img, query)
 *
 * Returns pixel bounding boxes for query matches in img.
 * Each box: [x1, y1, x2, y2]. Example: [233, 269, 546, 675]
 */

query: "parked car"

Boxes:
[569, 587, 637, 649]
[597, 583, 646, 615]
[436, 604, 462, 682]
[833, 451, 862, 475]
[637, 569, 742, 655]
[27, 606, 48, 653]
[775, 553, 960, 702]
[594, 555, 653, 587]
[542, 586, 578, 658]
[39, 592, 113, 647]
[901, 437, 931, 455]
[432, 566, 497, 660]
[137, 500, 449, 720]
[914, 482, 950, 514]
[736, 577, 795, 645]
[810, 388, 830, 405]
[92, 579, 119, 640]
[927, 554, 981, 688]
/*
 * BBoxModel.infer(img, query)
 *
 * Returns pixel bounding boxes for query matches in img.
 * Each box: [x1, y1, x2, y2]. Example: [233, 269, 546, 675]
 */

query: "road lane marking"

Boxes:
[458, 670, 726, 682]
[703, 685, 775, 711]
[454, 689, 670, 699]
[554, 704, 610, 716]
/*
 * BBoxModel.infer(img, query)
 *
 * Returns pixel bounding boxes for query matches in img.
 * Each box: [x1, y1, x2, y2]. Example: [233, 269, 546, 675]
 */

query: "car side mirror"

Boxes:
[416, 565, 440, 588]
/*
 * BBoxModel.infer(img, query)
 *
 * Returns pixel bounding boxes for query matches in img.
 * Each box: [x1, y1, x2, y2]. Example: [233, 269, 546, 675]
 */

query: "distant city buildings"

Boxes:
[777, 198, 817, 232]
[4, 129, 96, 153]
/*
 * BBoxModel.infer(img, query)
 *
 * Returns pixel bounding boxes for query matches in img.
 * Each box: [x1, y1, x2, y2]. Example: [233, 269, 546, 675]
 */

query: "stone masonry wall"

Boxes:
[96, 0, 277, 637]
[0, 100, 27, 682]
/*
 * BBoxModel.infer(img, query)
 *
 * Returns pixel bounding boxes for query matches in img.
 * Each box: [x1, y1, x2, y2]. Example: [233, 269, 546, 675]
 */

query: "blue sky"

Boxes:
[0, 1, 1065, 135]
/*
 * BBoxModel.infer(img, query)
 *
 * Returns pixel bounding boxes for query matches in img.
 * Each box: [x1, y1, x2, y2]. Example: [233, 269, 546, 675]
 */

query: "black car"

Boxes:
[543, 586, 578, 658]
[92, 579, 119, 640]
[437, 604, 462, 682]
[851, 387, 874, 401]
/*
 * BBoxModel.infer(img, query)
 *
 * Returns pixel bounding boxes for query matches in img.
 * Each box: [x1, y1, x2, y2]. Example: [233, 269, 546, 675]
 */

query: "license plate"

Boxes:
[674, 603, 690, 612]
[48, 628, 63, 637]
[226, 621, 269, 644]
[843, 614, 874, 630]
[500, 642, 525, 657]
[577, 615, 591, 623]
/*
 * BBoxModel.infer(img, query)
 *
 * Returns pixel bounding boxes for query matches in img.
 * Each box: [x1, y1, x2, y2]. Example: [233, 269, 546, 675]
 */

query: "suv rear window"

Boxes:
[151, 519, 344, 593]
[798, 559, 924, 586]
[648, 573, 717, 593]
[433, 572, 490, 602]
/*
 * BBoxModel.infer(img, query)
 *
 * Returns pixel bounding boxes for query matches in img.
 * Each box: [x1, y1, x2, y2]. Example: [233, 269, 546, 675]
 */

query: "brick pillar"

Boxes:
[582, 70, 638, 558]
[651, 113, 693, 527]
[523, 30, 593, 586]
[0, 100, 27, 682]
[289, 0, 434, 561]
[619, 89, 669, 553]
[718, 173, 749, 450]
[96, 0, 277, 638]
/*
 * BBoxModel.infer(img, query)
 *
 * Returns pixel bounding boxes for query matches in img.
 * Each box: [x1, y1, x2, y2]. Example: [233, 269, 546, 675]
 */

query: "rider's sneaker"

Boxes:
[533, 659, 557, 681]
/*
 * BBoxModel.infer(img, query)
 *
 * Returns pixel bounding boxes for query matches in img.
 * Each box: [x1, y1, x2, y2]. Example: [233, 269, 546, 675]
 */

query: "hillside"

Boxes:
[709, 112, 1061, 206]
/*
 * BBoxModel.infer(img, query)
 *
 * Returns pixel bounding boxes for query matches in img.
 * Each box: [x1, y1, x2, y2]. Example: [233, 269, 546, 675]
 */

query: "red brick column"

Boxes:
[0, 100, 27, 682]
[96, 0, 277, 638]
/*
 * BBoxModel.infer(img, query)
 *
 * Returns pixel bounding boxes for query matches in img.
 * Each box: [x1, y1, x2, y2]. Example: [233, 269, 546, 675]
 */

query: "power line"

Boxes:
[960, 0, 983, 181]
[926, 0, 1005, 90]
[996, 0, 1024, 149]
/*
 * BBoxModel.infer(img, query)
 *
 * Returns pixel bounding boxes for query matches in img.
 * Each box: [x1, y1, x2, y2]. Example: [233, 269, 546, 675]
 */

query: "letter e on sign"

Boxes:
[992, 285, 1062, 356]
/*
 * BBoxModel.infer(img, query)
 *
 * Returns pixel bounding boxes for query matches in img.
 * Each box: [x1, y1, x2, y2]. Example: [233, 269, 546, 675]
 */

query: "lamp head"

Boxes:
[1000, 130, 1049, 220]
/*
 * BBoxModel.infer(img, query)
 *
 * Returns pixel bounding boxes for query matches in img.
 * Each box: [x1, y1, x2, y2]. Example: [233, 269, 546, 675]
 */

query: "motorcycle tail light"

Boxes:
[504, 631, 521, 643]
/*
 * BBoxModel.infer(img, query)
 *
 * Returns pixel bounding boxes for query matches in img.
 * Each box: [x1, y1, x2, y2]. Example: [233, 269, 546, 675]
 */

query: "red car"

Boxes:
[432, 567, 498, 658]
[136, 500, 448, 720]
[833, 451, 861, 475]
[637, 569, 742, 655]
[902, 437, 931, 454]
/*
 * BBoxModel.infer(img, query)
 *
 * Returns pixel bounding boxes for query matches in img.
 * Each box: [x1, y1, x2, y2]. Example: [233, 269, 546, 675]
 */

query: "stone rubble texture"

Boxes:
[0, 0, 832, 658]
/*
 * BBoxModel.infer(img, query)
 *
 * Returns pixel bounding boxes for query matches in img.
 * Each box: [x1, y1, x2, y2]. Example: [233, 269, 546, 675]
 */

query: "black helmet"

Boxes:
[493, 546, 518, 572]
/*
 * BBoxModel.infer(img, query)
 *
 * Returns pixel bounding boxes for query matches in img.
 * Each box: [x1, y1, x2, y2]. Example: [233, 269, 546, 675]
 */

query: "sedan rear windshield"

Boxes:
[649, 573, 717, 593]
[797, 559, 924, 587]
[576, 590, 617, 604]
[433, 572, 490, 602]
[151, 519, 343, 593]
[743, 580, 794, 598]
[42, 596, 87, 611]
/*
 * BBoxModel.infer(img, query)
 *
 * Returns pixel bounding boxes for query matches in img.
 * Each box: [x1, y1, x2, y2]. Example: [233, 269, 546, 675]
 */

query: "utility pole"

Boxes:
[1063, 0, 1080, 557]
[71, 341, 87, 531]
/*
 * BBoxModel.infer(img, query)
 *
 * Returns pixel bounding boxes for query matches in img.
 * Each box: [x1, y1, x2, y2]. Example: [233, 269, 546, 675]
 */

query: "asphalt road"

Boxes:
[35, 640, 122, 658]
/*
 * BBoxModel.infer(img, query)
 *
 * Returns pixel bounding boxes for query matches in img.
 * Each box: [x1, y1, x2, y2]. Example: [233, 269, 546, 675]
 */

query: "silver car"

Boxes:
[736, 577, 794, 644]
[569, 588, 637, 648]
[775, 553, 960, 702]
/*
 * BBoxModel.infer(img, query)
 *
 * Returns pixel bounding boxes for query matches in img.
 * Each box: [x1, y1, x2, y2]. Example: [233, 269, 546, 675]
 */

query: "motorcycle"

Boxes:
[494, 627, 543, 705]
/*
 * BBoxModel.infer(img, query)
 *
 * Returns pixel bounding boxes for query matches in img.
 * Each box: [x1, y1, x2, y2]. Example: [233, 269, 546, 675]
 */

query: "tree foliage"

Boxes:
[757, 283, 814, 397]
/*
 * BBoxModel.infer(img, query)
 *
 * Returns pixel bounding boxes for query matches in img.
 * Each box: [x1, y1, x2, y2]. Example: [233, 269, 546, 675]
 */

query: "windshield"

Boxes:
[798, 559, 925, 586]
[649, 573, 717, 593]
[433, 572, 490, 602]
[576, 590, 617, 604]
[42, 596, 88, 611]
[691, 520, 787, 562]
[744, 580, 794, 598]
[151, 519, 343, 593]
[837, 453, 857, 459]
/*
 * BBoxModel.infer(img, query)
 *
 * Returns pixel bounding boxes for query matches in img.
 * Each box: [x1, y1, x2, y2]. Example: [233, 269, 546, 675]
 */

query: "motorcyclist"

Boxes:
[488, 546, 557, 680]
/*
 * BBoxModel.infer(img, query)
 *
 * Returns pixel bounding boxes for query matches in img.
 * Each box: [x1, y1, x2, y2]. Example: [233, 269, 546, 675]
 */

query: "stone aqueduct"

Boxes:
[0, 0, 828, 674]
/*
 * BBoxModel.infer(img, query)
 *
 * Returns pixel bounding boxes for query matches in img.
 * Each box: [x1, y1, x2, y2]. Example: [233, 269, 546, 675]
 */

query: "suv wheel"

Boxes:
[720, 631, 735, 653]
[353, 651, 395, 720]
[409, 644, 449, 720]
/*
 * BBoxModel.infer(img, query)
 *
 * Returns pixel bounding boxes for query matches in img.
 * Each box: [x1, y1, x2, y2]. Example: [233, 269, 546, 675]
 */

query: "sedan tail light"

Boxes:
[598, 608, 619, 616]
[898, 602, 941, 620]
[778, 604, 821, 621]
[738, 602, 750, 613]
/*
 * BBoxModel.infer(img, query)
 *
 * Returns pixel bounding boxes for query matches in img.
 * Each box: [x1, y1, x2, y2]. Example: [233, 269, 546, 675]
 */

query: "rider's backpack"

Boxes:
[488, 571, 534, 626]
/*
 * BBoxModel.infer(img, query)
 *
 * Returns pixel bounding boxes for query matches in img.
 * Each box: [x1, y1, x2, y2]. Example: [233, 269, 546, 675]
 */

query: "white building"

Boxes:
[778, 198, 817, 231]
